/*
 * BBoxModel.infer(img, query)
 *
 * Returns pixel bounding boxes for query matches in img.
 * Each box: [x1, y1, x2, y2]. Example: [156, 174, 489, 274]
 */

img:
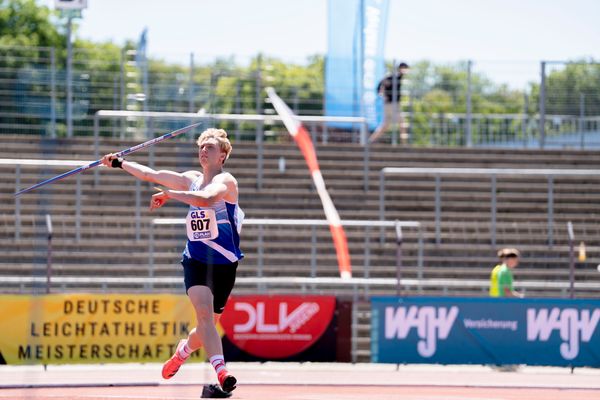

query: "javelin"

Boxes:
[14, 121, 203, 197]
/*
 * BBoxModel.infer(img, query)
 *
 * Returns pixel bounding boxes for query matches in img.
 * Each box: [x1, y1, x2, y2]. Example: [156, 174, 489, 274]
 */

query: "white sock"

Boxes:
[178, 340, 193, 359]
[209, 355, 227, 374]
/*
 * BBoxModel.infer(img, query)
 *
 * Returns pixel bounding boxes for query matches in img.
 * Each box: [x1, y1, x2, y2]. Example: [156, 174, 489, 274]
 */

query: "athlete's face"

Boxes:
[506, 257, 519, 269]
[198, 138, 225, 167]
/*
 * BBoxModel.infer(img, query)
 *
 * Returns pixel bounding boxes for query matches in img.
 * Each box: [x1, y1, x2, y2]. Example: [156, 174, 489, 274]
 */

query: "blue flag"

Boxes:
[325, 0, 389, 130]
[136, 27, 148, 68]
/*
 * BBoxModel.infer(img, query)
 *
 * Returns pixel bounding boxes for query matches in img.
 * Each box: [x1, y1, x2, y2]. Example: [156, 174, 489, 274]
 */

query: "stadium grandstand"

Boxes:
[1, 2, 599, 399]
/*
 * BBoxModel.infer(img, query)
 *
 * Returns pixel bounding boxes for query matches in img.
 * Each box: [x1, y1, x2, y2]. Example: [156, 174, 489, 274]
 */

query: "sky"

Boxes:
[41, 0, 600, 88]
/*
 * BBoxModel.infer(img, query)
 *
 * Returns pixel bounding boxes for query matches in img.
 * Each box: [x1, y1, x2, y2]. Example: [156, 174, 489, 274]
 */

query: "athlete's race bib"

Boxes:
[186, 209, 219, 241]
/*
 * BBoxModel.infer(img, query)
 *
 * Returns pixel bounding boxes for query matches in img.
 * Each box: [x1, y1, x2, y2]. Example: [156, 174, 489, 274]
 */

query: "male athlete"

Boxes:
[102, 128, 243, 396]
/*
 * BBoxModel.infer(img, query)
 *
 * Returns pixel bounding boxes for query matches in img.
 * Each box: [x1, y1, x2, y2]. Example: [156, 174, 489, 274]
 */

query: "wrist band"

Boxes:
[111, 157, 124, 169]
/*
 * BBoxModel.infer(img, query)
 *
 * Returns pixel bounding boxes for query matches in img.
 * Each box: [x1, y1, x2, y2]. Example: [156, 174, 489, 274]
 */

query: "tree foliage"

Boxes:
[529, 60, 600, 116]
[0, 0, 62, 48]
[1, 0, 599, 141]
[407, 61, 524, 115]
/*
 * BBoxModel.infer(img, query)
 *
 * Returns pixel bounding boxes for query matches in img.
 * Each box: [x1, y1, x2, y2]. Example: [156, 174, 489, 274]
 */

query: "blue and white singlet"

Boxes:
[182, 175, 244, 264]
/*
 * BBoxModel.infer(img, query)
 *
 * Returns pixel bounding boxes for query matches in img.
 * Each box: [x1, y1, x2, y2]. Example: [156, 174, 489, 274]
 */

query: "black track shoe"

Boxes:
[219, 374, 237, 393]
[201, 384, 232, 398]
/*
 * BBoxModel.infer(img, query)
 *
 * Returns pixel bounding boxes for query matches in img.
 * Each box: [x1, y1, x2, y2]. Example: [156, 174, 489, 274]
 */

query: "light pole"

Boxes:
[54, 0, 87, 137]
[66, 13, 73, 137]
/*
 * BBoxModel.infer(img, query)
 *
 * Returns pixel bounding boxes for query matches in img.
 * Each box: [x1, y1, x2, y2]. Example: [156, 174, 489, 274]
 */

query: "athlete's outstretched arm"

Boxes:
[101, 153, 193, 191]
[150, 174, 238, 210]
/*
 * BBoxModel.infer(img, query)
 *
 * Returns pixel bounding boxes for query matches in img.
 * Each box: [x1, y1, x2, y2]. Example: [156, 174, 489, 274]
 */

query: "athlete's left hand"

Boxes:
[150, 189, 169, 210]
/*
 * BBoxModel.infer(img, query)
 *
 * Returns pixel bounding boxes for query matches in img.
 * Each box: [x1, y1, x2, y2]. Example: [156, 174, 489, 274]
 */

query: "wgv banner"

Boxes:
[371, 297, 600, 367]
[325, 0, 389, 130]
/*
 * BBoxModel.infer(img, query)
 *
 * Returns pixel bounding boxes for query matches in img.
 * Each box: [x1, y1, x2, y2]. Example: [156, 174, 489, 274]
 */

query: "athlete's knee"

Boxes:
[194, 303, 214, 324]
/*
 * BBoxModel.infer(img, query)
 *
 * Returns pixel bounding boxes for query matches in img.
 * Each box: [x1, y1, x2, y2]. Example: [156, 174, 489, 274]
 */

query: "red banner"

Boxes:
[220, 296, 336, 359]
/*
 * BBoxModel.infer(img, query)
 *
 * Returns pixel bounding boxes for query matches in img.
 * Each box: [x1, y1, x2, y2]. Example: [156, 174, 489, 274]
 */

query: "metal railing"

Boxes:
[4, 157, 423, 282]
[93, 110, 371, 190]
[8, 161, 600, 254]
[5, 158, 146, 242]
[6, 106, 371, 238]
[6, 275, 600, 297]
[3, 158, 89, 241]
[4, 44, 600, 149]
[150, 217, 424, 286]
[379, 167, 600, 247]
[417, 113, 600, 149]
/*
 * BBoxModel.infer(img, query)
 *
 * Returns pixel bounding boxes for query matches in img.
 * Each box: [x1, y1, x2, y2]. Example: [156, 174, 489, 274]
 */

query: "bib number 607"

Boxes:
[191, 218, 210, 231]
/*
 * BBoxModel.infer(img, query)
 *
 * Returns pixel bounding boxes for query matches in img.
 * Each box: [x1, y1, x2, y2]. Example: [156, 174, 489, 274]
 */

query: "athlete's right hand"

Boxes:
[101, 153, 123, 168]
[101, 153, 116, 167]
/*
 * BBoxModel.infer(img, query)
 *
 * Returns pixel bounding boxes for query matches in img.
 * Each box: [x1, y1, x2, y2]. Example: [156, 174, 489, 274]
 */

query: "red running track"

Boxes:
[0, 384, 599, 400]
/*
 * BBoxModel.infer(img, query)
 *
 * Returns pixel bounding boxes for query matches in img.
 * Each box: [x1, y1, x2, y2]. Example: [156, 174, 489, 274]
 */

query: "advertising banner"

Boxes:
[0, 294, 343, 365]
[371, 297, 600, 367]
[220, 295, 337, 361]
[0, 294, 202, 365]
[325, 0, 389, 130]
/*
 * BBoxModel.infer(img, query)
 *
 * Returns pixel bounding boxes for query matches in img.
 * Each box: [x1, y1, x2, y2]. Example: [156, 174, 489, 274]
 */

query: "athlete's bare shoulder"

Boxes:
[214, 171, 237, 184]
[213, 171, 238, 203]
[181, 170, 202, 187]
[181, 170, 202, 181]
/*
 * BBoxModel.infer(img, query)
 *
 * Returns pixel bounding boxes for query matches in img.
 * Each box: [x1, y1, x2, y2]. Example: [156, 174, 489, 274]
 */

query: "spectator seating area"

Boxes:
[1, 133, 600, 298]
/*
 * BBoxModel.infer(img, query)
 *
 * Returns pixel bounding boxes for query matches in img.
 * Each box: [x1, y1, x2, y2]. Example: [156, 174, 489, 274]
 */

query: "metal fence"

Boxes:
[6, 275, 600, 298]
[149, 218, 424, 284]
[379, 167, 600, 247]
[5, 158, 422, 275]
[91, 110, 370, 190]
[412, 112, 600, 149]
[2, 45, 600, 148]
[8, 159, 599, 259]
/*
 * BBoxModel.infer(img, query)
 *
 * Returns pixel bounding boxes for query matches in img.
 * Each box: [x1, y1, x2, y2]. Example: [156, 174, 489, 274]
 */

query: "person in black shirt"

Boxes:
[369, 62, 409, 144]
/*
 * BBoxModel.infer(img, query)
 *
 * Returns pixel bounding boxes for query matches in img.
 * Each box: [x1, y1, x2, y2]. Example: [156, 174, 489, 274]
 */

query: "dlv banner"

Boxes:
[325, 0, 389, 131]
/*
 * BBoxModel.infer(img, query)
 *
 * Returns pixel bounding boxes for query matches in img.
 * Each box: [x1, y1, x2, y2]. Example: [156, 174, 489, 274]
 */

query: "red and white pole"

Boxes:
[267, 88, 352, 279]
